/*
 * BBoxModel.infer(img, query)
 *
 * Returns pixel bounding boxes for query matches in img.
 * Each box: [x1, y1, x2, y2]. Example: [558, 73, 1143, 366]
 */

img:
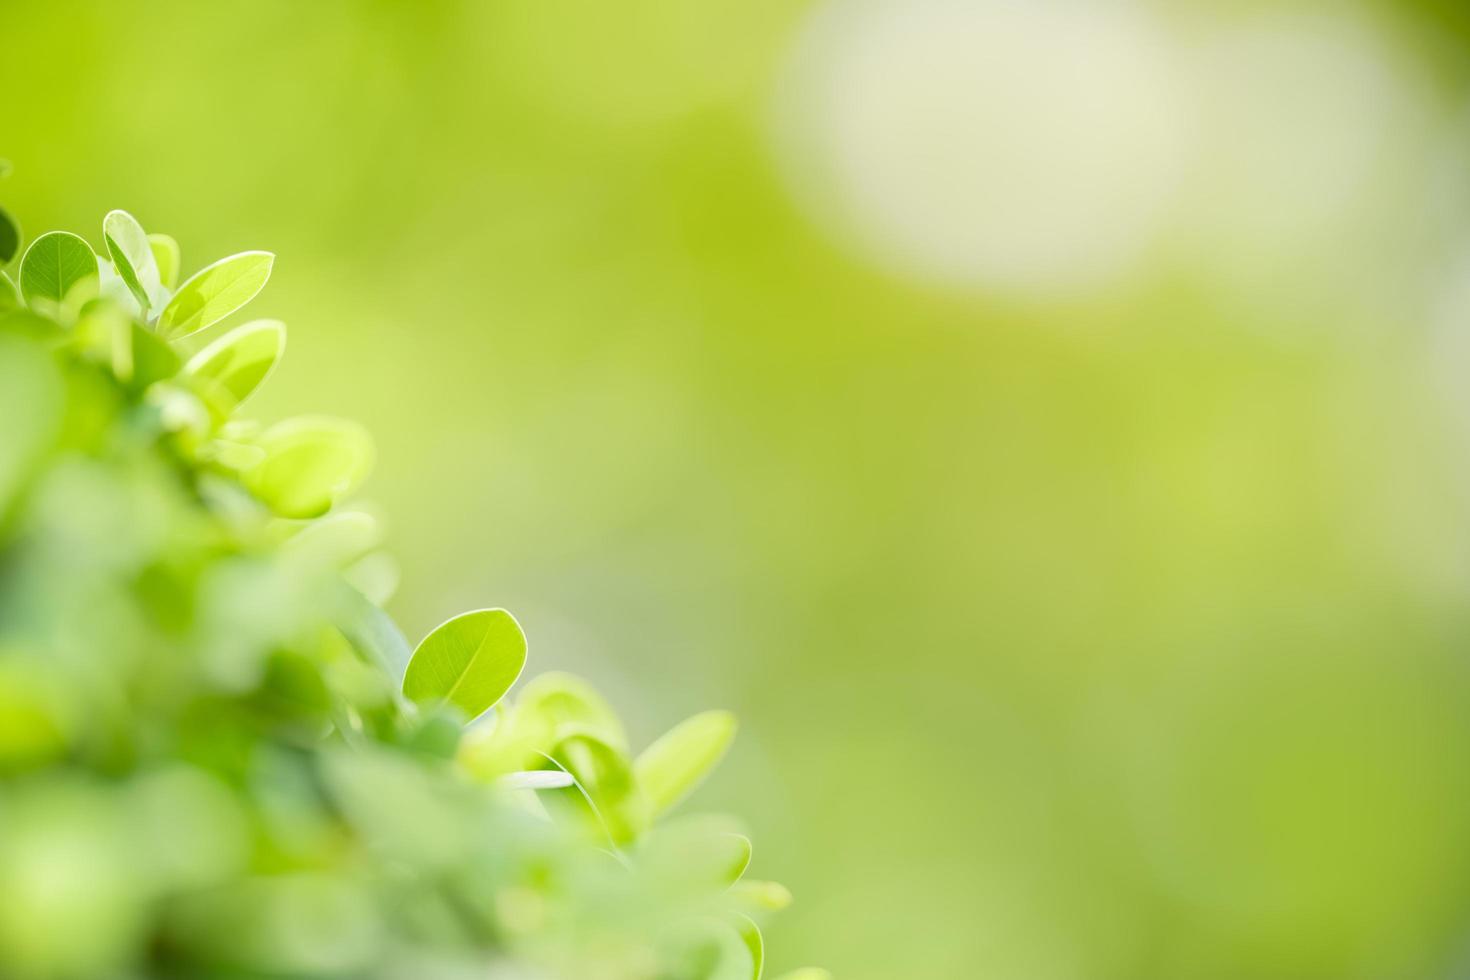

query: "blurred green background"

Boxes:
[10, 0, 1470, 976]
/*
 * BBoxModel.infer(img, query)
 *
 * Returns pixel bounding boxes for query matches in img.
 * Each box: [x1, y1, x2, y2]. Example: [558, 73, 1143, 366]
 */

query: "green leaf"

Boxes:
[0, 206, 20, 264]
[546, 733, 648, 845]
[156, 250, 273, 340]
[126, 322, 183, 392]
[402, 609, 527, 720]
[333, 583, 413, 682]
[515, 671, 629, 750]
[19, 231, 98, 306]
[244, 416, 373, 519]
[0, 272, 18, 313]
[731, 880, 792, 911]
[734, 915, 764, 980]
[149, 233, 180, 289]
[640, 816, 752, 890]
[102, 210, 162, 313]
[635, 710, 737, 817]
[184, 319, 285, 416]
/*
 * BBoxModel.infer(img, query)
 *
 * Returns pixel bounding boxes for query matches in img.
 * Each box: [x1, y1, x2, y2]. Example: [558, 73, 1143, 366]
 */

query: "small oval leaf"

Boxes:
[0, 207, 20, 264]
[148, 233, 180, 290]
[20, 232, 98, 306]
[244, 416, 374, 519]
[403, 609, 527, 720]
[103, 209, 162, 313]
[184, 319, 285, 415]
[156, 250, 273, 340]
[635, 710, 737, 817]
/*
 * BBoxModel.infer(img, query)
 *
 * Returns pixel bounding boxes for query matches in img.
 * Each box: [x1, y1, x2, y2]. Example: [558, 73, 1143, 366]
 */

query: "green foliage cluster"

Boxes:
[0, 192, 823, 980]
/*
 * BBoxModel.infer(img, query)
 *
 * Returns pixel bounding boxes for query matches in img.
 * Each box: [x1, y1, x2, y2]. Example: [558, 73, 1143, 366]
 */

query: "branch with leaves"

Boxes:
[0, 193, 825, 980]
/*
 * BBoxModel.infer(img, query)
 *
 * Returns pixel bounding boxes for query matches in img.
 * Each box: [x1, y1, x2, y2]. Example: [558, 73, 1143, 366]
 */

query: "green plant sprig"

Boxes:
[0, 204, 825, 980]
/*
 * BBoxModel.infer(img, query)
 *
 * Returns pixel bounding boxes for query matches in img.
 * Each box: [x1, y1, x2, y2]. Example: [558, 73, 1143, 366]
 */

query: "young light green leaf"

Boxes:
[402, 609, 527, 720]
[149, 233, 180, 289]
[184, 319, 285, 416]
[19, 232, 98, 306]
[333, 583, 413, 681]
[283, 511, 380, 568]
[635, 709, 737, 817]
[515, 671, 629, 751]
[641, 816, 752, 890]
[731, 880, 792, 912]
[735, 915, 764, 980]
[0, 206, 20, 264]
[156, 250, 273, 340]
[244, 416, 373, 519]
[102, 210, 162, 313]
[547, 733, 648, 845]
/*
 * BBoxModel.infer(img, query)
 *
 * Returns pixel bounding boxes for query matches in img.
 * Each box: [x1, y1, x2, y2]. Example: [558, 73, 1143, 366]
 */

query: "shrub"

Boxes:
[0, 198, 823, 980]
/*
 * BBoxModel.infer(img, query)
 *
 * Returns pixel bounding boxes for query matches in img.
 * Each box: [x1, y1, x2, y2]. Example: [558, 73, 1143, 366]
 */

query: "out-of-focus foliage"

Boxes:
[9, 0, 1470, 977]
[0, 203, 816, 980]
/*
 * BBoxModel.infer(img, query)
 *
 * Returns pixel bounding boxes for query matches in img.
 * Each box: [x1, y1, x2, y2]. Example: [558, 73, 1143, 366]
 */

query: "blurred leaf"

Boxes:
[284, 511, 380, 568]
[148, 232, 180, 289]
[731, 880, 792, 912]
[244, 416, 373, 518]
[516, 670, 629, 750]
[640, 815, 752, 890]
[102, 209, 161, 312]
[333, 584, 412, 682]
[0, 206, 20, 264]
[156, 250, 273, 340]
[662, 918, 756, 980]
[550, 732, 648, 845]
[402, 608, 527, 720]
[128, 322, 182, 391]
[498, 769, 576, 790]
[184, 319, 285, 416]
[19, 231, 97, 306]
[636, 710, 737, 817]
[735, 915, 764, 980]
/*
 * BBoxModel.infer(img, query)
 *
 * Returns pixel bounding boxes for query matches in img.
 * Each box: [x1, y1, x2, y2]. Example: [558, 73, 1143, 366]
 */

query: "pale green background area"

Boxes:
[9, 1, 1470, 976]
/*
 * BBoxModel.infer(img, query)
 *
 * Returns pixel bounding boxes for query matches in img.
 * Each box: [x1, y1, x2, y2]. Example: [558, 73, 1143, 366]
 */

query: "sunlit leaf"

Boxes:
[635, 709, 737, 817]
[0, 206, 20, 264]
[156, 250, 273, 340]
[19, 231, 97, 306]
[102, 209, 162, 312]
[402, 608, 527, 720]
[185, 319, 286, 416]
[149, 232, 180, 289]
[735, 915, 764, 980]
[244, 416, 373, 518]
